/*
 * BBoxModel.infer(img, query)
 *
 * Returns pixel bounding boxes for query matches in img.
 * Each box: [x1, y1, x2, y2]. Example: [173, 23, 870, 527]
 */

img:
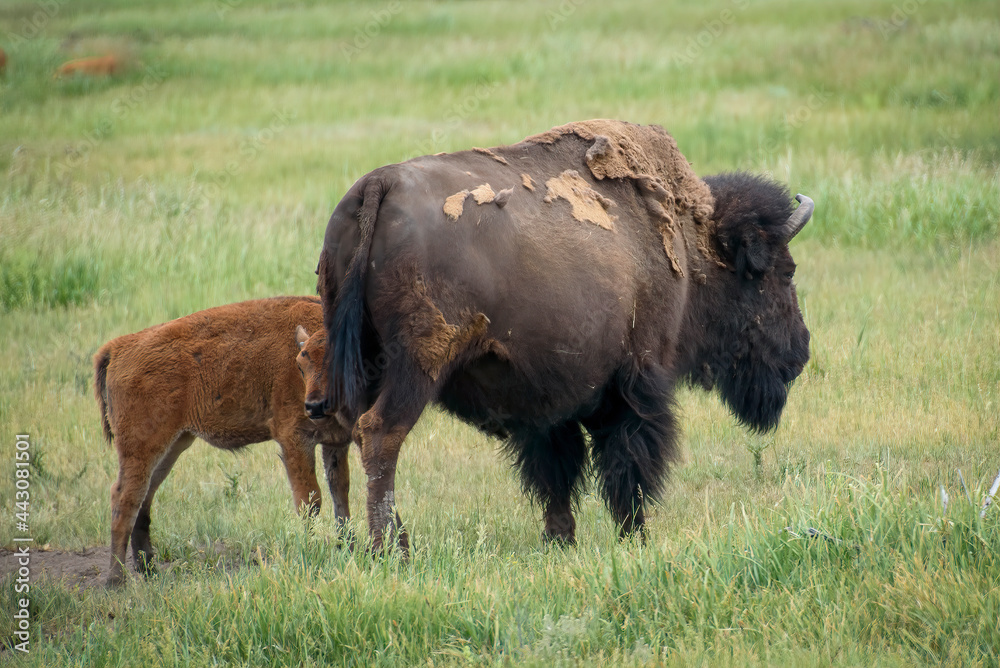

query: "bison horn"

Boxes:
[784, 194, 814, 241]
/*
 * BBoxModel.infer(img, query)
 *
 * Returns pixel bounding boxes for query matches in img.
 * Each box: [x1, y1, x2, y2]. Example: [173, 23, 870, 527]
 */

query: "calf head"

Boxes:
[684, 172, 813, 432]
[295, 326, 329, 422]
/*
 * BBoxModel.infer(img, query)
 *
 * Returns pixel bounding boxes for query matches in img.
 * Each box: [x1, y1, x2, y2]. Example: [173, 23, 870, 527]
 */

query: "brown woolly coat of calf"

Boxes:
[55, 54, 120, 78]
[93, 296, 349, 586]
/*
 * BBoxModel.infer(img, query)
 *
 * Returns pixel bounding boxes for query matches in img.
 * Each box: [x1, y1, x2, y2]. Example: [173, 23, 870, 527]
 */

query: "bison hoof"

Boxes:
[617, 525, 648, 545]
[542, 530, 576, 547]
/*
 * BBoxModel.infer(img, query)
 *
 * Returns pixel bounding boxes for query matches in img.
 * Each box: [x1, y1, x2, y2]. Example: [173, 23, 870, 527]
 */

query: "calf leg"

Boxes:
[131, 434, 194, 576]
[584, 364, 679, 540]
[321, 440, 352, 526]
[108, 429, 182, 587]
[509, 421, 588, 544]
[275, 432, 323, 517]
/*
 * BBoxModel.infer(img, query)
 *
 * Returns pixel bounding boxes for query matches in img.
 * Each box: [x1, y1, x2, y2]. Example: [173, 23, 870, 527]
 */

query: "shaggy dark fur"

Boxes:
[507, 421, 589, 510]
[680, 172, 811, 432]
[583, 362, 680, 536]
[705, 172, 795, 278]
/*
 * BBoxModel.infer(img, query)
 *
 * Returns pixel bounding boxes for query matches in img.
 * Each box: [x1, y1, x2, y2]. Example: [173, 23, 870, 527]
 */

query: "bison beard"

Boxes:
[319, 120, 812, 551]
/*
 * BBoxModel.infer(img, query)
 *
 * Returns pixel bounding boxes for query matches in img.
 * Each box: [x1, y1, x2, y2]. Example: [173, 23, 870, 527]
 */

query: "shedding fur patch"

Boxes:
[636, 175, 684, 276]
[521, 173, 535, 191]
[401, 279, 490, 381]
[472, 146, 509, 165]
[443, 190, 468, 220]
[524, 119, 716, 273]
[543, 170, 617, 231]
[470, 183, 496, 204]
[444, 184, 509, 220]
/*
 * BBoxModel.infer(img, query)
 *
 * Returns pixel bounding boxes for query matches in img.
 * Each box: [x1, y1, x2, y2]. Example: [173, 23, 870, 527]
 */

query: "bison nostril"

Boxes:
[304, 401, 326, 419]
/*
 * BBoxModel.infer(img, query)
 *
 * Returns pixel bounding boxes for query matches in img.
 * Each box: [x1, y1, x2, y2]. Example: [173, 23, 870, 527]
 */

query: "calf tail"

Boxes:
[325, 175, 389, 421]
[93, 345, 113, 444]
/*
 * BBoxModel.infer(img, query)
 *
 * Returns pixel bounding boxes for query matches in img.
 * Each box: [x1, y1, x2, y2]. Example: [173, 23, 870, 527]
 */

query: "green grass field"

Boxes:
[2, 0, 999, 665]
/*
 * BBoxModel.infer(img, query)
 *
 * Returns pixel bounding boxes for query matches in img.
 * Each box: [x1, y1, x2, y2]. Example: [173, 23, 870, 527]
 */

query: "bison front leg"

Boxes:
[511, 421, 587, 545]
[585, 363, 680, 542]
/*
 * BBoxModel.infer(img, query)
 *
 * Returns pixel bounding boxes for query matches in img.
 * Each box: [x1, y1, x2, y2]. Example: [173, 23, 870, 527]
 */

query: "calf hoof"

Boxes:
[134, 552, 158, 578]
[105, 573, 126, 588]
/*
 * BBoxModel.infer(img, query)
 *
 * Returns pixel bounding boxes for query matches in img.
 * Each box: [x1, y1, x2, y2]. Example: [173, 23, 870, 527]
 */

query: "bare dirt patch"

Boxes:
[0, 542, 248, 590]
[0, 547, 114, 590]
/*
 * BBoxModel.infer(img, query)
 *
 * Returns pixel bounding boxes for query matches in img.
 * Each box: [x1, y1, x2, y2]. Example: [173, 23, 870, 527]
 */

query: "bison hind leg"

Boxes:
[583, 363, 680, 540]
[505, 420, 588, 544]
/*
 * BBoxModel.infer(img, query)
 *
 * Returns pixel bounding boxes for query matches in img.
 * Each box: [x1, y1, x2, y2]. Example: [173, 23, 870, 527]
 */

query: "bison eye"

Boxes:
[783, 270, 795, 280]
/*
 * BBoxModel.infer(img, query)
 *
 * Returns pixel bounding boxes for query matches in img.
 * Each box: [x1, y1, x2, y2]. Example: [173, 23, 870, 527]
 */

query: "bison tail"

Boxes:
[326, 176, 388, 420]
[93, 345, 114, 445]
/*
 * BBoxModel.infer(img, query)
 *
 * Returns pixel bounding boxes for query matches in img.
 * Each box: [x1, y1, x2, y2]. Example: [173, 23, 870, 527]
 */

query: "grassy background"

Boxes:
[1, 0, 998, 665]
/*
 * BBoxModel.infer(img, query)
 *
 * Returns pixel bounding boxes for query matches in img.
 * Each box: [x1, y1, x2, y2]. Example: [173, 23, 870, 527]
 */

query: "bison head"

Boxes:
[681, 172, 813, 432]
[295, 325, 330, 422]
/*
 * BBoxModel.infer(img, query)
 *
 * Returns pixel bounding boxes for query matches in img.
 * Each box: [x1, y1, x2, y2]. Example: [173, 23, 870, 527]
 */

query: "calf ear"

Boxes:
[295, 325, 309, 349]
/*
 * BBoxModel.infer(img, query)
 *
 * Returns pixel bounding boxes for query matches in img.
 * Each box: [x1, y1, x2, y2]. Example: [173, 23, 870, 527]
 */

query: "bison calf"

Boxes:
[55, 54, 120, 78]
[94, 296, 350, 586]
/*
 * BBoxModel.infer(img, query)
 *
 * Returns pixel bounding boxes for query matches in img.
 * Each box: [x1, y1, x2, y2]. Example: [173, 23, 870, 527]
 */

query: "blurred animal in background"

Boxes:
[93, 296, 352, 586]
[55, 54, 120, 78]
[0, 47, 7, 76]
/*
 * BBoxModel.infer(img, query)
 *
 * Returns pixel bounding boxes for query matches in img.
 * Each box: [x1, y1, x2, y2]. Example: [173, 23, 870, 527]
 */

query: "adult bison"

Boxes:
[316, 120, 812, 552]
